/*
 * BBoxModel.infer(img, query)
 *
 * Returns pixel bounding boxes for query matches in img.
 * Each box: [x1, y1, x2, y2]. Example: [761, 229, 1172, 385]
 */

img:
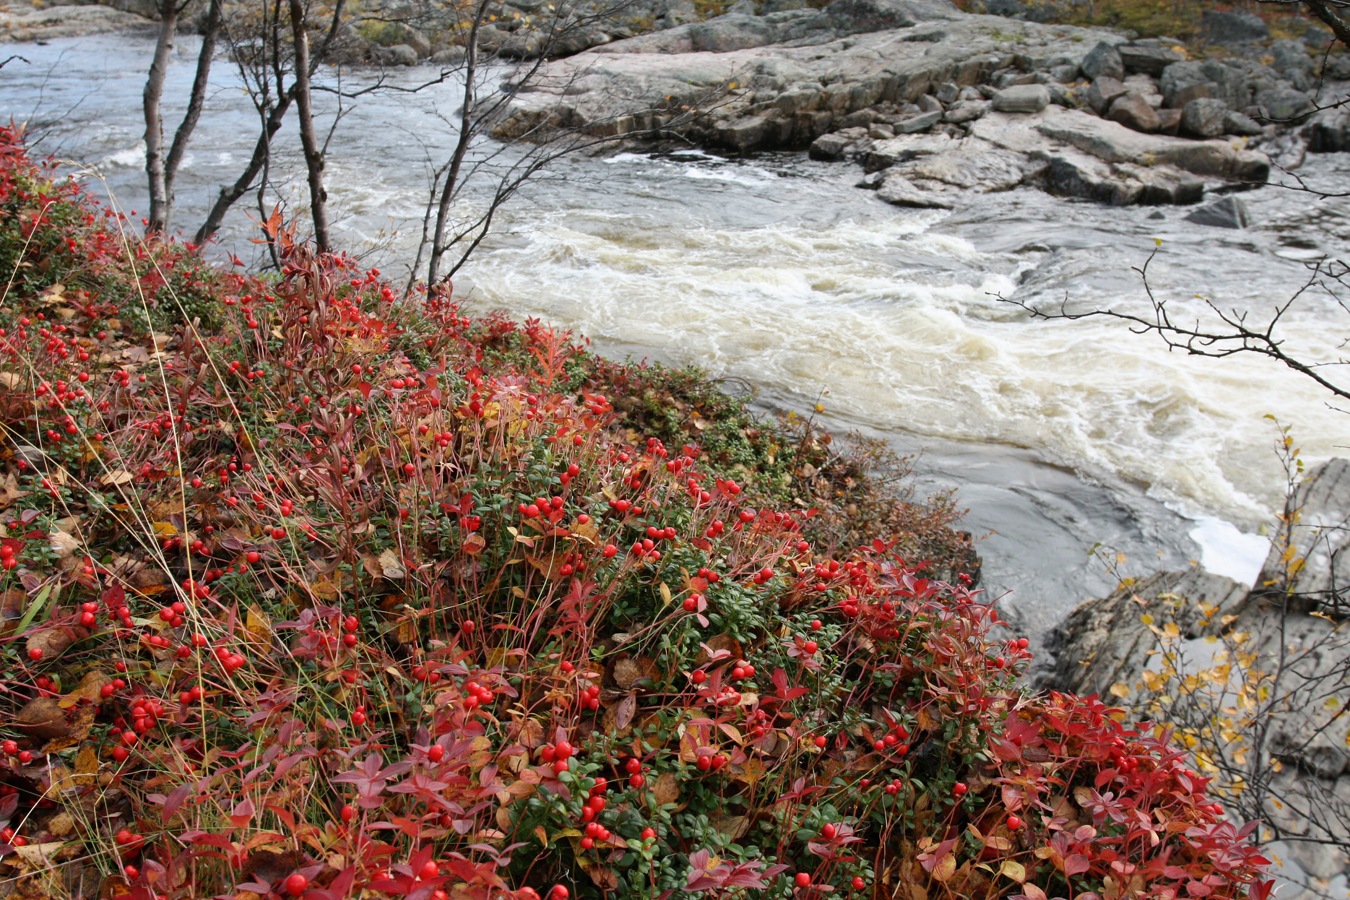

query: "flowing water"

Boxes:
[3, 32, 1348, 643]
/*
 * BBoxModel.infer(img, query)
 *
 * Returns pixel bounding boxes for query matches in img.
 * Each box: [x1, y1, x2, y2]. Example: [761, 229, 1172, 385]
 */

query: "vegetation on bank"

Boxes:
[0, 128, 1272, 899]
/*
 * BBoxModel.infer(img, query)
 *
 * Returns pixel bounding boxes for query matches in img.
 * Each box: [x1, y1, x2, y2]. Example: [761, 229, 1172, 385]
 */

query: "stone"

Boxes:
[1107, 94, 1161, 133]
[943, 100, 989, 124]
[1184, 196, 1249, 229]
[875, 173, 953, 207]
[1121, 74, 1163, 108]
[1271, 39, 1314, 91]
[1156, 107, 1182, 135]
[889, 141, 1042, 191]
[996, 72, 1040, 89]
[1080, 41, 1124, 81]
[1046, 569, 1249, 696]
[917, 93, 943, 114]
[869, 123, 896, 139]
[1223, 110, 1264, 136]
[1160, 62, 1211, 108]
[992, 84, 1050, 114]
[373, 43, 419, 66]
[862, 132, 957, 171]
[1118, 43, 1184, 78]
[1202, 8, 1268, 45]
[1254, 86, 1315, 123]
[1253, 459, 1350, 619]
[1029, 108, 1270, 182]
[1180, 98, 1229, 138]
[808, 131, 854, 160]
[1307, 107, 1350, 153]
[1047, 83, 1076, 108]
[1087, 76, 1127, 115]
[934, 82, 961, 104]
[893, 109, 942, 133]
[1048, 64, 1079, 84]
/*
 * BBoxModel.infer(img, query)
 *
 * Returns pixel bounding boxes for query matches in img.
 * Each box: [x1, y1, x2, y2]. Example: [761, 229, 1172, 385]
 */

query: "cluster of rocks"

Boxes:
[1044, 459, 1350, 900]
[492, 0, 1348, 211]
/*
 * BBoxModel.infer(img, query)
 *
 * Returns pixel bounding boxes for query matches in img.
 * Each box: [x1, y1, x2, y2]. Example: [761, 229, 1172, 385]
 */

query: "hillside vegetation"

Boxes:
[0, 128, 1271, 900]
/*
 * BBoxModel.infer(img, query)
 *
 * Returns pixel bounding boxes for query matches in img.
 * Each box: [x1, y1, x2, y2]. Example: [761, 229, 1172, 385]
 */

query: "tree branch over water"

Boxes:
[995, 247, 1350, 403]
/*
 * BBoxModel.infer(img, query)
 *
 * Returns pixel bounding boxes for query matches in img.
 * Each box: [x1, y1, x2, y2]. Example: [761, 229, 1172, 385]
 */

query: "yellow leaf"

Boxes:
[931, 853, 957, 883]
[13, 841, 65, 868]
[1139, 613, 1154, 625]
[152, 521, 178, 537]
[1109, 683, 1130, 698]
[999, 860, 1027, 883]
[99, 469, 134, 487]
[246, 604, 273, 645]
[659, 582, 672, 605]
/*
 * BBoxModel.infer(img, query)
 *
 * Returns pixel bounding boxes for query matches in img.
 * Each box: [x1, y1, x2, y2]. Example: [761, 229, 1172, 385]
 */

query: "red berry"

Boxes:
[420, 860, 440, 880]
[795, 873, 811, 888]
[284, 872, 308, 896]
[852, 876, 866, 890]
[952, 782, 968, 797]
[26, 647, 43, 661]
[1006, 814, 1023, 830]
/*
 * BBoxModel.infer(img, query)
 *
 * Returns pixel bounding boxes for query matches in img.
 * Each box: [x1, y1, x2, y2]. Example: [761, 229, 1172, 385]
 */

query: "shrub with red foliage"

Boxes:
[0, 127, 1270, 900]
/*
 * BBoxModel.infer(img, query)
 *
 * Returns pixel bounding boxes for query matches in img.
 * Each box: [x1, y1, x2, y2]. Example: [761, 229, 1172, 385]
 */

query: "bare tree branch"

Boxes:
[995, 248, 1350, 402]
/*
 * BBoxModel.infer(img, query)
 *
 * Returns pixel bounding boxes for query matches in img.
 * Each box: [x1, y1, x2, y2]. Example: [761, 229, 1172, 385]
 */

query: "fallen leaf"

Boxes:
[26, 627, 73, 665]
[99, 469, 135, 487]
[15, 696, 68, 740]
[59, 671, 108, 709]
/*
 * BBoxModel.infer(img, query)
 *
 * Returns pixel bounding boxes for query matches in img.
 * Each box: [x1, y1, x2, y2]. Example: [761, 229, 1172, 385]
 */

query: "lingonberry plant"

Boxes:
[0, 128, 1271, 900]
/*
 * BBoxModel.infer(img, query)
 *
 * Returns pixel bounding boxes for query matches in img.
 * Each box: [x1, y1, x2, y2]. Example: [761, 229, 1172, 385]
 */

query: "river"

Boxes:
[3, 32, 1347, 645]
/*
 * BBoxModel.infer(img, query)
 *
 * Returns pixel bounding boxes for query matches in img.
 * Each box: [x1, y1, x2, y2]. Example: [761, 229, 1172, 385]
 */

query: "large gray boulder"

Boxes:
[1118, 42, 1184, 77]
[1159, 59, 1250, 109]
[1254, 85, 1315, 123]
[1080, 40, 1124, 81]
[876, 173, 954, 207]
[1180, 97, 1230, 138]
[1028, 107, 1270, 182]
[992, 83, 1050, 113]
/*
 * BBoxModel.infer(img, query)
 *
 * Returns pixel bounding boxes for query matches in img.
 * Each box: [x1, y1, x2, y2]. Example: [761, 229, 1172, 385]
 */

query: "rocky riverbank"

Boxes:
[492, 0, 1349, 210]
[6, 0, 1346, 210]
[1043, 459, 1350, 900]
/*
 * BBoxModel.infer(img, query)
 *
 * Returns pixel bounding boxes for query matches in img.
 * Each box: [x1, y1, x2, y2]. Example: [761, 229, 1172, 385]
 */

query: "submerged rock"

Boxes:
[1184, 195, 1249, 228]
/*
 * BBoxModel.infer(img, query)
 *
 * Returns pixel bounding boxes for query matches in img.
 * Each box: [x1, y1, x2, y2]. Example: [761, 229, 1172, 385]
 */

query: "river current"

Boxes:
[3, 33, 1347, 640]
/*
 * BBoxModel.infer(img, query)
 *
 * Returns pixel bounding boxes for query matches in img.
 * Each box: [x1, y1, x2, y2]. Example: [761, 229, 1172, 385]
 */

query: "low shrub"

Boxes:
[0, 127, 1270, 900]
